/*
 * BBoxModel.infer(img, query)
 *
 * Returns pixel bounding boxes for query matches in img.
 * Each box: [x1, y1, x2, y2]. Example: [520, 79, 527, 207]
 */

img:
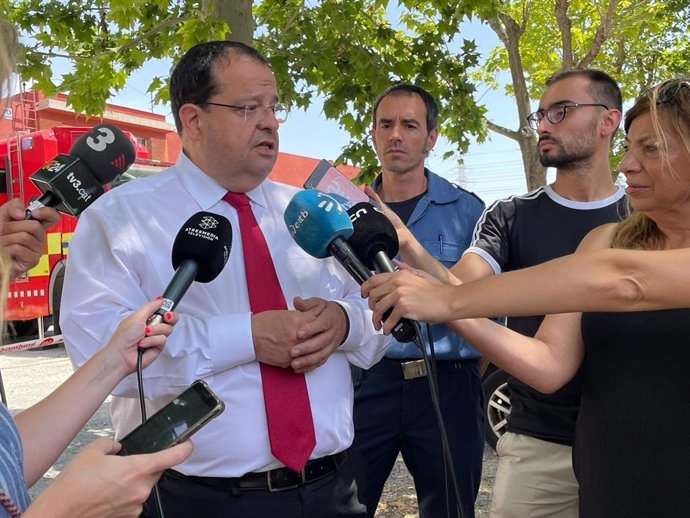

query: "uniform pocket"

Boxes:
[419, 238, 462, 267]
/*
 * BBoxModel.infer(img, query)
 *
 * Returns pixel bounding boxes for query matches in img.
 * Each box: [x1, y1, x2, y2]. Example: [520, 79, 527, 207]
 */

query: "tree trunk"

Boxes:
[488, 12, 547, 191]
[519, 133, 546, 190]
[208, 0, 254, 45]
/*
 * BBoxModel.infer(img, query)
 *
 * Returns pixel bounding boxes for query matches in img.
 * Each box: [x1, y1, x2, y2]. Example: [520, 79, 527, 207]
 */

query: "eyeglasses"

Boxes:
[648, 79, 690, 105]
[205, 101, 290, 124]
[526, 102, 609, 130]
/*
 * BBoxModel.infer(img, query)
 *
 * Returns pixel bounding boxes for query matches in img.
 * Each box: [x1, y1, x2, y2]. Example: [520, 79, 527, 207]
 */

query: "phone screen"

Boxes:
[118, 380, 224, 456]
[304, 160, 370, 208]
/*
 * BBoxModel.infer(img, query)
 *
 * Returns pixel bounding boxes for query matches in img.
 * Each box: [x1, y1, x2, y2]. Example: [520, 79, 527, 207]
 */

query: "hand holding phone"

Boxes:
[303, 160, 370, 209]
[117, 380, 224, 456]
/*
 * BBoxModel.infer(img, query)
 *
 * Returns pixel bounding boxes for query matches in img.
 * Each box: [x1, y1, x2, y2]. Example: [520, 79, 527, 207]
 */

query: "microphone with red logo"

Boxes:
[24, 123, 136, 219]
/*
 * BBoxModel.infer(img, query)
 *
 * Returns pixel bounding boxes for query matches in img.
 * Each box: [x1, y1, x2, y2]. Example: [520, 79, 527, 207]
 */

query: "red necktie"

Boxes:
[224, 191, 316, 472]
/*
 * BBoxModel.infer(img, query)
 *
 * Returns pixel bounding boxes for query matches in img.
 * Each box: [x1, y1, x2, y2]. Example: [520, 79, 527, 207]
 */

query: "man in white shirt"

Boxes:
[60, 40, 388, 518]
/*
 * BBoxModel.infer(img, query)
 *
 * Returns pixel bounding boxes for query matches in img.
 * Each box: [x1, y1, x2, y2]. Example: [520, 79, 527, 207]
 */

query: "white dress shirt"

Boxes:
[61, 152, 389, 477]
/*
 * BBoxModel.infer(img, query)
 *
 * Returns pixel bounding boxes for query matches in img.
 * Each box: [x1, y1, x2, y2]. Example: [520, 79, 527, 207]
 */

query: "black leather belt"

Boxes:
[166, 450, 348, 492]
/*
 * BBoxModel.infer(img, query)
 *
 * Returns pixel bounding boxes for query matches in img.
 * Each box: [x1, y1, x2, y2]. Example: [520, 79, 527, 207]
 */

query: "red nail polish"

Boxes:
[156, 295, 163, 300]
[144, 326, 152, 335]
[165, 312, 173, 321]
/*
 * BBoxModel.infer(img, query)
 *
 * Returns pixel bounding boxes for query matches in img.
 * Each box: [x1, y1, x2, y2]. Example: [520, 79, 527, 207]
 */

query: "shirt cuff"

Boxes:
[335, 299, 366, 352]
[209, 312, 256, 371]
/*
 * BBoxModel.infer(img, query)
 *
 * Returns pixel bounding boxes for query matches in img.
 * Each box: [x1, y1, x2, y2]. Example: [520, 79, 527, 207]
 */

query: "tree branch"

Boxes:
[555, 0, 573, 69]
[116, 15, 190, 53]
[577, 0, 618, 68]
[486, 119, 520, 140]
[487, 17, 508, 45]
[283, 0, 306, 34]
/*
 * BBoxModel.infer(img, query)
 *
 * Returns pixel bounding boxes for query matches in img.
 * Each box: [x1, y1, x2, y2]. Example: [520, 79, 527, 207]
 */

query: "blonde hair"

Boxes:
[0, 19, 18, 95]
[0, 19, 15, 332]
[0, 252, 6, 332]
[611, 79, 690, 250]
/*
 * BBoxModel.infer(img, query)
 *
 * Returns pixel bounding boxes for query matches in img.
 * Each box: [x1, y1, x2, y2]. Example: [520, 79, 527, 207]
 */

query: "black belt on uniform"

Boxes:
[166, 450, 348, 492]
[371, 357, 477, 380]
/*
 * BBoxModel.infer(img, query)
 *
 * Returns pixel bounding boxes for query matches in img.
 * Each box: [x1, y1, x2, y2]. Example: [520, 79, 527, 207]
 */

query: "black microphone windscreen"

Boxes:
[172, 212, 232, 283]
[347, 203, 399, 269]
[69, 124, 136, 184]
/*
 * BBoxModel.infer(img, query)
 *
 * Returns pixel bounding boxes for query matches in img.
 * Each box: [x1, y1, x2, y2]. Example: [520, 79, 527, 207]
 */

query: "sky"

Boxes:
[27, 17, 537, 206]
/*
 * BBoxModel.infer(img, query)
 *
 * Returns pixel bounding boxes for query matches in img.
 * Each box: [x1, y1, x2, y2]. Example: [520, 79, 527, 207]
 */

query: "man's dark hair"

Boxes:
[169, 40, 269, 133]
[372, 84, 439, 132]
[545, 68, 623, 112]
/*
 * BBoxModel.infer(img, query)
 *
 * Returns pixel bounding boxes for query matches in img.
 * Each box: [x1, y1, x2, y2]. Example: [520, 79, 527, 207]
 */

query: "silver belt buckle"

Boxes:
[401, 359, 427, 380]
[266, 468, 305, 492]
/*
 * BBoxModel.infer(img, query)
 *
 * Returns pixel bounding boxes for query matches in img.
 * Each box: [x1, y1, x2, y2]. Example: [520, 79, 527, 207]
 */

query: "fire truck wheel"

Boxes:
[9, 320, 39, 339]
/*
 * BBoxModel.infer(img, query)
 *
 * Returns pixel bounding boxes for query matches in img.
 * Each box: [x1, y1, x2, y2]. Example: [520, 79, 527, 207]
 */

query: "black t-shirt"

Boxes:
[386, 191, 426, 224]
[466, 184, 628, 444]
[576, 309, 690, 516]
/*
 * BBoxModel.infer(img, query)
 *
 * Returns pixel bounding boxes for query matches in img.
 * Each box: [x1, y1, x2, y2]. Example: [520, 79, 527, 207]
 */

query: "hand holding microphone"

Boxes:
[0, 198, 60, 278]
[25, 123, 136, 219]
[147, 212, 232, 325]
[346, 202, 418, 342]
[284, 190, 417, 342]
[347, 202, 400, 274]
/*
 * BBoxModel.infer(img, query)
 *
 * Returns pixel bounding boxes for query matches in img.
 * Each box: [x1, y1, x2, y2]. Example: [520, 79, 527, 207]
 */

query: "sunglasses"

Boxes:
[643, 79, 690, 105]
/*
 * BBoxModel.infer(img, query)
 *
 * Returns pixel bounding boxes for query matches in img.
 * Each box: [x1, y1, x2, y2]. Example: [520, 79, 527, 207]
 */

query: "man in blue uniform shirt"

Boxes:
[352, 84, 485, 518]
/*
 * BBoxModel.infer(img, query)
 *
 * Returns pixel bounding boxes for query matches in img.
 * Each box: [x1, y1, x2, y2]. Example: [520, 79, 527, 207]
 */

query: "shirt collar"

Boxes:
[174, 151, 270, 209]
[426, 170, 461, 204]
[371, 168, 460, 204]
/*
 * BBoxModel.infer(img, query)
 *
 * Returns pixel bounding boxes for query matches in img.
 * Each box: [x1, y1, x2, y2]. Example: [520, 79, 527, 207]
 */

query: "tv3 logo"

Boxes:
[86, 126, 116, 152]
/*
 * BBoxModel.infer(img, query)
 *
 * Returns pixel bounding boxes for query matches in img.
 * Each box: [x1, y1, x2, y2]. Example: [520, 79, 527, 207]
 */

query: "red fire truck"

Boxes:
[0, 125, 166, 348]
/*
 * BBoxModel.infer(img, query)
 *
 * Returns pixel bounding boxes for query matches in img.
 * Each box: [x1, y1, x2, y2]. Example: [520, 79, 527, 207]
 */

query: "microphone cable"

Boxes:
[412, 323, 466, 518]
[136, 349, 166, 518]
[0, 371, 7, 406]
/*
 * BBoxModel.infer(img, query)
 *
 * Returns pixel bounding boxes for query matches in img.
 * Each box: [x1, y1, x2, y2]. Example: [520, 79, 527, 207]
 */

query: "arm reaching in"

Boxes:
[362, 259, 586, 393]
[364, 186, 459, 285]
[362, 268, 459, 333]
[15, 298, 177, 486]
[0, 199, 60, 278]
[363, 224, 690, 322]
[24, 438, 192, 518]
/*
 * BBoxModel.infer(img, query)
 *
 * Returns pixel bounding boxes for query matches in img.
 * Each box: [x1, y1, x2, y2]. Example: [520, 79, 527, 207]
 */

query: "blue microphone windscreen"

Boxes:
[326, 192, 355, 210]
[284, 190, 353, 258]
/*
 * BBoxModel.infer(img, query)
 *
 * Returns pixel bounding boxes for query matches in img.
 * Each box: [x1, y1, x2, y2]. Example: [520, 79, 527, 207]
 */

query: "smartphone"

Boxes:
[117, 380, 224, 456]
[303, 159, 371, 209]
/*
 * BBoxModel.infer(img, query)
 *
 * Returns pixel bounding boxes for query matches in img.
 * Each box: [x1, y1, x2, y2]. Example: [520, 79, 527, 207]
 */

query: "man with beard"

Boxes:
[453, 69, 626, 518]
[353, 84, 486, 518]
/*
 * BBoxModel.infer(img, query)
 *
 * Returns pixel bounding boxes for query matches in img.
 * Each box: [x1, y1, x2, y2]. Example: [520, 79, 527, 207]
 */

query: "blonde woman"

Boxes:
[363, 79, 690, 517]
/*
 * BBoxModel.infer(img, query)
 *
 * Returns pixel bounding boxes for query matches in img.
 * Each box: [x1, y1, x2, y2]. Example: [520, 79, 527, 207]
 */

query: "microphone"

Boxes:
[284, 190, 370, 283]
[284, 190, 416, 342]
[25, 123, 136, 219]
[347, 202, 417, 342]
[347, 202, 399, 273]
[147, 211, 232, 325]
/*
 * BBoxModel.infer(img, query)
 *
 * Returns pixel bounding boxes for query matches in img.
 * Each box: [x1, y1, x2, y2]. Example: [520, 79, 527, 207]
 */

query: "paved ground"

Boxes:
[0, 345, 498, 515]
